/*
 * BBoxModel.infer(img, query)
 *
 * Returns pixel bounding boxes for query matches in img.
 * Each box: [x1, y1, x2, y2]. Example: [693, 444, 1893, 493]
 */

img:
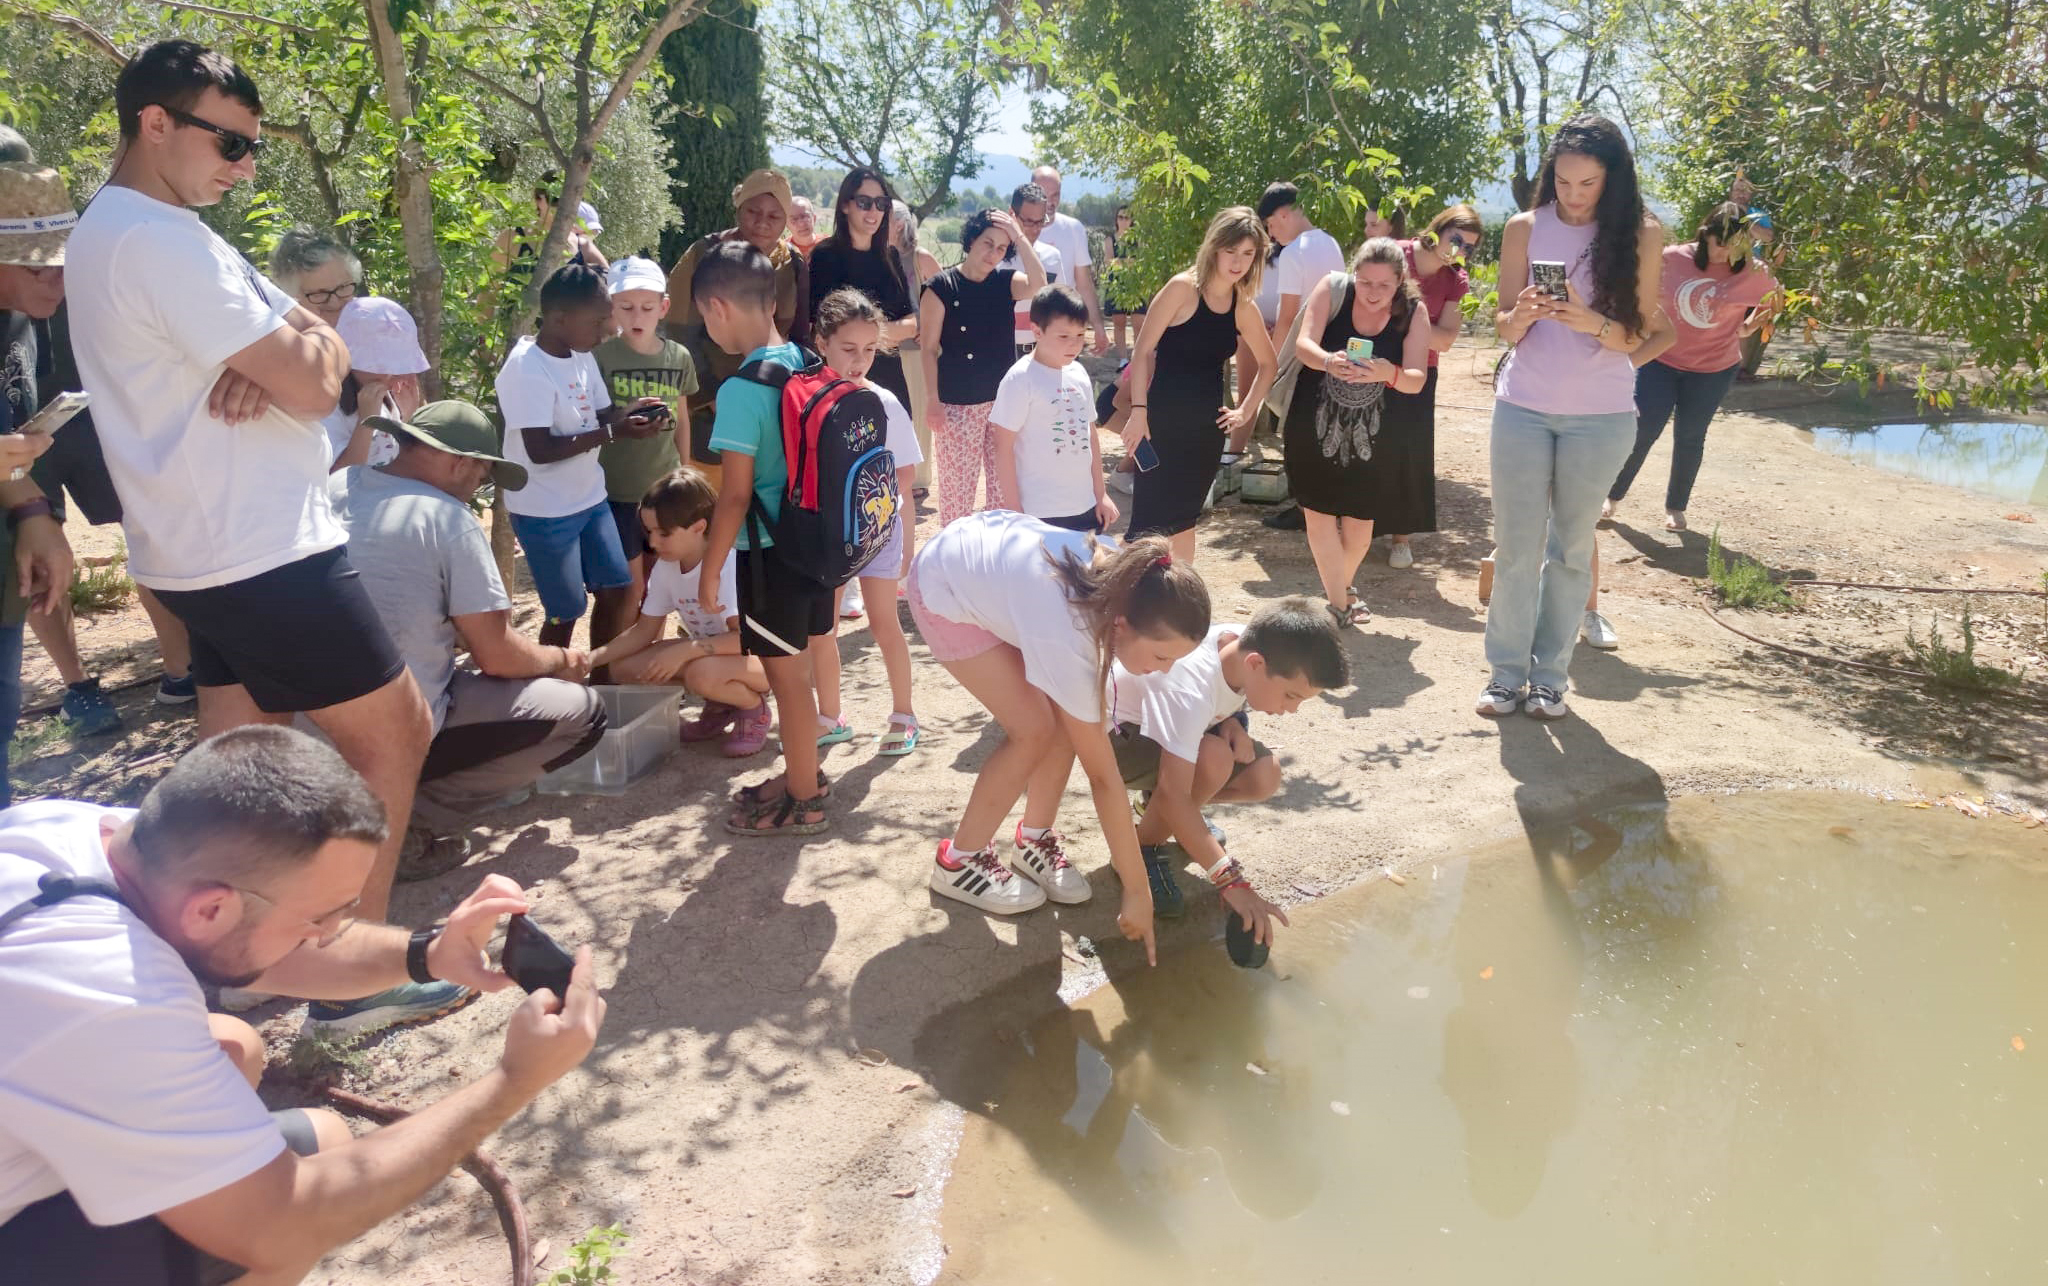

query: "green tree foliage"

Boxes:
[1002, 0, 1492, 301]
[1646, 0, 2048, 408]
[764, 0, 1008, 218]
[658, 0, 766, 259]
[1479, 0, 1635, 209]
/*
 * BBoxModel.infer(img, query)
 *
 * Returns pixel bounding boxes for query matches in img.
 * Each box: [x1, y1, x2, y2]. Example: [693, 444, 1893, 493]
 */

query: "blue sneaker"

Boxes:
[1140, 844, 1186, 919]
[156, 672, 198, 705]
[303, 981, 478, 1039]
[60, 679, 123, 736]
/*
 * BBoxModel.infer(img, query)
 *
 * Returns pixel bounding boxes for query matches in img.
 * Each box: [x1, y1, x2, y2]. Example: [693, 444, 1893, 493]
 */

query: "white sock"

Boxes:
[1019, 825, 1051, 843]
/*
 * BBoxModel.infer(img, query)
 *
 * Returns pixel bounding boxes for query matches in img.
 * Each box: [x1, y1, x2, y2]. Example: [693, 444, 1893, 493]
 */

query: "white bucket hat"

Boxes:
[335, 296, 430, 376]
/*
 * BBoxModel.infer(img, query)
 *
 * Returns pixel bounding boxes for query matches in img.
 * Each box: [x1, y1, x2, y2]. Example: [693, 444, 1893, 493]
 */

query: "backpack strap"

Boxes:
[0, 871, 129, 938]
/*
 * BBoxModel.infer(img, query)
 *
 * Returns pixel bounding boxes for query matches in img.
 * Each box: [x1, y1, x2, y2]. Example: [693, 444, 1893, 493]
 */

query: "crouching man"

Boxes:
[332, 401, 607, 882]
[0, 725, 605, 1284]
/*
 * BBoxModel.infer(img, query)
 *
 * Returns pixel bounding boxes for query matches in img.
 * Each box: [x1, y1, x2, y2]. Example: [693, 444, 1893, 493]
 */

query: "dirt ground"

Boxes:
[13, 338, 2048, 1284]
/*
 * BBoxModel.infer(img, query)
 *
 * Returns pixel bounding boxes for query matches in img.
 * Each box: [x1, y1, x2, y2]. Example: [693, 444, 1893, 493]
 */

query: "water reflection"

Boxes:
[1808, 421, 2048, 504]
[934, 793, 2048, 1286]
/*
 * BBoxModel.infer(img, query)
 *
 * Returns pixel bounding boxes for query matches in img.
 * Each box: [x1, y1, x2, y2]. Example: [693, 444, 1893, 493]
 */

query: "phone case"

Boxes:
[1344, 337, 1372, 363]
[1530, 261, 1570, 300]
[502, 914, 576, 996]
[1134, 439, 1161, 472]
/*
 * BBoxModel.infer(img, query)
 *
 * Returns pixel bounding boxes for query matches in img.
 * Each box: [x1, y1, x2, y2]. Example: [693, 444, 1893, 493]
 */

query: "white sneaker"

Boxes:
[931, 840, 1047, 914]
[1580, 610, 1619, 650]
[1388, 541, 1414, 569]
[1107, 469, 1135, 496]
[840, 581, 865, 619]
[1524, 684, 1571, 719]
[1012, 826, 1093, 904]
[1475, 684, 1522, 717]
[1600, 497, 1616, 521]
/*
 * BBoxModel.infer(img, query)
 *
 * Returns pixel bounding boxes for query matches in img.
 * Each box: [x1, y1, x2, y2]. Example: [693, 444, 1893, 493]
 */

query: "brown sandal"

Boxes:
[725, 791, 829, 838]
[732, 770, 832, 808]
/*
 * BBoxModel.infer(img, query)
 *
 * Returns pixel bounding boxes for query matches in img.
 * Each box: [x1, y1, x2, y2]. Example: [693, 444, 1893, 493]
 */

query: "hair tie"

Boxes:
[1151, 555, 1172, 570]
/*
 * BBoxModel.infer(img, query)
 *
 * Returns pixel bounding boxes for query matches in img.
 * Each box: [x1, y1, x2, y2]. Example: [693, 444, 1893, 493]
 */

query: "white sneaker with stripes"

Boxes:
[1011, 825, 1093, 904]
[930, 840, 1047, 914]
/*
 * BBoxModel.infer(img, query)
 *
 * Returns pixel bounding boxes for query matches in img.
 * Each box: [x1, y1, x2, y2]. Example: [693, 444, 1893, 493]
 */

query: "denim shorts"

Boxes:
[509, 502, 632, 623]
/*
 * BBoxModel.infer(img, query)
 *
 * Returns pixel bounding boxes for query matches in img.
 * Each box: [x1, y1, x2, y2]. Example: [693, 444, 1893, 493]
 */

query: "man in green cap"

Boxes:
[327, 401, 605, 912]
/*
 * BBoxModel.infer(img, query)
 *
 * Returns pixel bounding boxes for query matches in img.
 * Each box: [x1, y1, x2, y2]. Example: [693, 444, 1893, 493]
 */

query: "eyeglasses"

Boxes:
[1015, 213, 1047, 229]
[302, 281, 359, 308]
[846, 194, 888, 213]
[228, 882, 360, 948]
[159, 104, 267, 163]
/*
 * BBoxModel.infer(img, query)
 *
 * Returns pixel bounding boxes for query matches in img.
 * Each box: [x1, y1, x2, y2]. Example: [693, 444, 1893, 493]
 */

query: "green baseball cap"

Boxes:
[367, 400, 528, 491]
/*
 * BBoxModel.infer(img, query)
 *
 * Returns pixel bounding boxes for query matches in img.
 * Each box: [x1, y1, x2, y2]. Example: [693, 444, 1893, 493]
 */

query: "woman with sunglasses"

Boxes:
[270, 229, 361, 330]
[805, 168, 917, 408]
[1384, 204, 1482, 569]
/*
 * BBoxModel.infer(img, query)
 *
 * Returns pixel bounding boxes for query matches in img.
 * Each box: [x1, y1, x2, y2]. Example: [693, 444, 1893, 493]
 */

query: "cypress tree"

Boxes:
[658, 0, 769, 264]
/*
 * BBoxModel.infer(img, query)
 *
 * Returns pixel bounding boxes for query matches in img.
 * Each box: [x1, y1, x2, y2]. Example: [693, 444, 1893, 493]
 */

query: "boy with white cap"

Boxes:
[324, 294, 430, 470]
[595, 256, 696, 614]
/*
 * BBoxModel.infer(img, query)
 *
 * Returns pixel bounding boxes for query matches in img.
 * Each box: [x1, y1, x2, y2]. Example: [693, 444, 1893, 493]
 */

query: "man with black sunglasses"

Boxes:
[64, 40, 444, 1037]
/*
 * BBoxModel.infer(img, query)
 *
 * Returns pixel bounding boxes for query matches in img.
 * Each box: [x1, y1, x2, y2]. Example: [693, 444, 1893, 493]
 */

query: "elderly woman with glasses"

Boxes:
[1381, 204, 1482, 570]
[269, 228, 362, 329]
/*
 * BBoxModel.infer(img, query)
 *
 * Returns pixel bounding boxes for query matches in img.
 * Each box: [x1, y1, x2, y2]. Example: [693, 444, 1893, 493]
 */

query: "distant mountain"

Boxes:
[768, 143, 1119, 201]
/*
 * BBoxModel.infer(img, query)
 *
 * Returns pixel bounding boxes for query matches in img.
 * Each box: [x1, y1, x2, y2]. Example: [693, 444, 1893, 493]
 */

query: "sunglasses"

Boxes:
[160, 104, 267, 163]
[845, 194, 889, 213]
[302, 281, 359, 308]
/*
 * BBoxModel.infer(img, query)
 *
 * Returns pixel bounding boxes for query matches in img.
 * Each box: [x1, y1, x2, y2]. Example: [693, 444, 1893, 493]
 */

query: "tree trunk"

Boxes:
[364, 0, 447, 398]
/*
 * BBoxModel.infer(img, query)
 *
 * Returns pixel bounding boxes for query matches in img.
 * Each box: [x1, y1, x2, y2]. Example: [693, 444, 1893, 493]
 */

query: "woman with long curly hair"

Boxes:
[1478, 115, 1674, 721]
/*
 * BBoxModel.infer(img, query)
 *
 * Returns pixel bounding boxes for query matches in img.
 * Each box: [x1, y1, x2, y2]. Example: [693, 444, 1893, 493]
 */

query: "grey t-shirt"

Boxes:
[328, 467, 509, 730]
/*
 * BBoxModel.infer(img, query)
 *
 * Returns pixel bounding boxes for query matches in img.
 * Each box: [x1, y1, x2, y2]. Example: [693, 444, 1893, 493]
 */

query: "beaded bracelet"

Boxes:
[1208, 859, 1244, 888]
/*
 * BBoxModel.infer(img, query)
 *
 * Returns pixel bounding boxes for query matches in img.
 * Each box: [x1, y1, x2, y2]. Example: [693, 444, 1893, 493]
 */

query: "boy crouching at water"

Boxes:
[1107, 595, 1350, 949]
[587, 468, 774, 757]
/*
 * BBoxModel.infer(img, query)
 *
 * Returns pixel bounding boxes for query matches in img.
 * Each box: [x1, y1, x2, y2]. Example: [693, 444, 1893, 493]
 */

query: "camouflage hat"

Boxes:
[0, 164, 75, 268]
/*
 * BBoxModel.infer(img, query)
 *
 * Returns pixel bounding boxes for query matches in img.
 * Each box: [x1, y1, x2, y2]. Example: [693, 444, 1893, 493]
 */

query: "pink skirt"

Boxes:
[905, 558, 1003, 663]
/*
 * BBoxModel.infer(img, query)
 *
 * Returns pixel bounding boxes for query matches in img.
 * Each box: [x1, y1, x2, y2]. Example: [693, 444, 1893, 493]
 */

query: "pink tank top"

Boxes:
[1494, 204, 1638, 416]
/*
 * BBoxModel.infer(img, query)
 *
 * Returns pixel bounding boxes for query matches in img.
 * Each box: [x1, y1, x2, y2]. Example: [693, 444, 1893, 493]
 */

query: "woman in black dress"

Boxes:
[1124, 206, 1276, 562]
[806, 167, 918, 405]
[1283, 237, 1431, 624]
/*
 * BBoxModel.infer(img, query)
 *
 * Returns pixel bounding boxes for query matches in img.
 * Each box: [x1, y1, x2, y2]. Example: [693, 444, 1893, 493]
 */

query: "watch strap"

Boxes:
[406, 924, 442, 984]
[7, 497, 54, 530]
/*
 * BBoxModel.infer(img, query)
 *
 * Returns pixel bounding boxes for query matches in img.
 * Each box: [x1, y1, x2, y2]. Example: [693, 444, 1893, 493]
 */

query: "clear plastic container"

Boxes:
[1238, 461, 1289, 503]
[534, 685, 683, 797]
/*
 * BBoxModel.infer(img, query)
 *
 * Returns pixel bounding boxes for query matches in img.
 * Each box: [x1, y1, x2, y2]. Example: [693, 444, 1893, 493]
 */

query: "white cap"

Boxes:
[608, 255, 667, 297]
[577, 200, 602, 235]
[335, 296, 429, 376]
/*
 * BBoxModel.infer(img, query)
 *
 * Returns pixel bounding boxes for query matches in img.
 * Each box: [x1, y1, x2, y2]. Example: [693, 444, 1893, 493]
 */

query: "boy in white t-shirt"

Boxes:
[587, 468, 772, 758]
[494, 263, 668, 662]
[1108, 596, 1350, 958]
[990, 285, 1115, 534]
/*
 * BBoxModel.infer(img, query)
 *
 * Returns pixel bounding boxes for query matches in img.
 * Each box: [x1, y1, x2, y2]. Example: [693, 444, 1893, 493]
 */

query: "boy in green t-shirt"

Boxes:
[595, 256, 697, 606]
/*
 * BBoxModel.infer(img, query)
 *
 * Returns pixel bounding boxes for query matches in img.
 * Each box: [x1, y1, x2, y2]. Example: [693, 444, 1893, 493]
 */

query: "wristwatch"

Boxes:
[406, 923, 443, 984]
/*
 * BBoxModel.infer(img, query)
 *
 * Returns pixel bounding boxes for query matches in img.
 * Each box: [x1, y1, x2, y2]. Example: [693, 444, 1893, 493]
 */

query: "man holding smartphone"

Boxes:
[0, 726, 606, 1285]
[0, 160, 80, 807]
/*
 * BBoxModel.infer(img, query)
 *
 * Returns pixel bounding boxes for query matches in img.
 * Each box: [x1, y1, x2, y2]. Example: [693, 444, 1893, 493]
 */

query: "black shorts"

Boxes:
[27, 419, 123, 526]
[0, 1110, 317, 1286]
[735, 547, 834, 658]
[1041, 508, 1103, 534]
[608, 500, 647, 561]
[152, 547, 405, 713]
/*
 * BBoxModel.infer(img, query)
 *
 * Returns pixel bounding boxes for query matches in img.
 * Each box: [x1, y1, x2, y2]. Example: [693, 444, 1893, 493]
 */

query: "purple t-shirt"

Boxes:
[1658, 244, 1780, 373]
[1494, 204, 1637, 416]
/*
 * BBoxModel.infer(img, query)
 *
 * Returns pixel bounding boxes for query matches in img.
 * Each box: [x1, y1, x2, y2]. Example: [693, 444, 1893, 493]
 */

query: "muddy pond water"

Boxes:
[933, 793, 2048, 1285]
[1807, 421, 2048, 505]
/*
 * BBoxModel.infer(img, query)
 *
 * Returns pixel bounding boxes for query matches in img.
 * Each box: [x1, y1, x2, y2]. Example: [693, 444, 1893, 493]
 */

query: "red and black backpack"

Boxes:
[736, 348, 900, 590]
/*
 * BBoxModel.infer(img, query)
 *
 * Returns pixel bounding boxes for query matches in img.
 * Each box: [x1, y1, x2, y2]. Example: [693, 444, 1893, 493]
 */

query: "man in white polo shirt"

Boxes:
[0, 726, 605, 1286]
[999, 182, 1063, 351]
[63, 40, 439, 1034]
[1029, 164, 1111, 354]
[1257, 180, 1347, 351]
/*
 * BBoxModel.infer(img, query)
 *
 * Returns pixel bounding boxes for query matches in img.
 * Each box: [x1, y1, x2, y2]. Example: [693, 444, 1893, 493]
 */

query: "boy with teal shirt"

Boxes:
[696, 241, 829, 838]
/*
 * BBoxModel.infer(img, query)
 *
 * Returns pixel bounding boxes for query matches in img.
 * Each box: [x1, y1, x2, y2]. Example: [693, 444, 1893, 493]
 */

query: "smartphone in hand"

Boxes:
[1133, 437, 1162, 472]
[501, 914, 576, 997]
[1344, 337, 1372, 364]
[1530, 261, 1570, 301]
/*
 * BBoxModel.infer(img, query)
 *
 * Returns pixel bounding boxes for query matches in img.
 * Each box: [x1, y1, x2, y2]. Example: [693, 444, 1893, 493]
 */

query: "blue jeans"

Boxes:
[509, 502, 632, 623]
[1, 621, 23, 809]
[1485, 401, 1636, 693]
[1608, 359, 1741, 512]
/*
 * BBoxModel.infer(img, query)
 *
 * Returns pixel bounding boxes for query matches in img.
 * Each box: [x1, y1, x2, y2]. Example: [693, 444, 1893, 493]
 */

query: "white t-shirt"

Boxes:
[1253, 254, 1282, 328]
[910, 510, 1108, 722]
[494, 337, 611, 518]
[1001, 240, 1064, 345]
[1108, 624, 1246, 763]
[989, 355, 1097, 518]
[0, 802, 284, 1227]
[1041, 212, 1094, 290]
[64, 186, 346, 591]
[641, 551, 738, 641]
[873, 384, 923, 469]
[319, 397, 399, 470]
[1277, 226, 1347, 303]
